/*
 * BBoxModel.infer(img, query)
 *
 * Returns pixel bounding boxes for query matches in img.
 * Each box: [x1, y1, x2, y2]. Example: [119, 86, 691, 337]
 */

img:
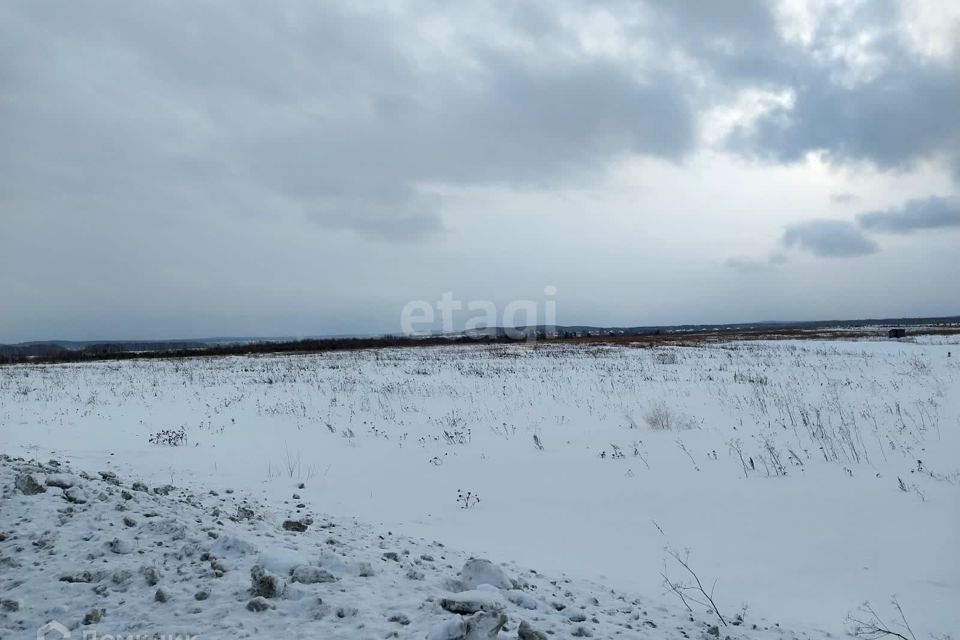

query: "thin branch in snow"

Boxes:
[661, 547, 727, 626]
[848, 596, 917, 640]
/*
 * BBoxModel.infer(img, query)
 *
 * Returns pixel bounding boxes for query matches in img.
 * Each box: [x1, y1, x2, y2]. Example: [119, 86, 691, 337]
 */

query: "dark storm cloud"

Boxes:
[782, 220, 878, 258]
[649, 0, 791, 82]
[2, 0, 956, 246]
[722, 2, 960, 178]
[857, 196, 960, 234]
[625, 0, 960, 179]
[0, 1, 697, 243]
[730, 52, 960, 175]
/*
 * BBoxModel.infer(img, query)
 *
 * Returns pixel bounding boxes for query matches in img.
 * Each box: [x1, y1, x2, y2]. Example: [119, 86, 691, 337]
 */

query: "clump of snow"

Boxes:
[44, 473, 78, 489]
[460, 558, 513, 590]
[63, 486, 88, 504]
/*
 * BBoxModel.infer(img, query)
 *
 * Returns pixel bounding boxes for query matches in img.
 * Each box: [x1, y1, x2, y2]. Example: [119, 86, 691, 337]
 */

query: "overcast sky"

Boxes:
[2, 0, 959, 342]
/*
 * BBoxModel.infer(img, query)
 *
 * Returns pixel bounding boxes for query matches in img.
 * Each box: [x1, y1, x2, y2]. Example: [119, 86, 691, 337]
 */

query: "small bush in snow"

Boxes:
[457, 489, 480, 509]
[148, 427, 186, 446]
[442, 429, 471, 445]
[644, 403, 675, 431]
[654, 351, 678, 365]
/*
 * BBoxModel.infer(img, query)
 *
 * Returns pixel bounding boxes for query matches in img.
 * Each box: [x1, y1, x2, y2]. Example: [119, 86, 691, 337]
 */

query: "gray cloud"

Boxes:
[857, 196, 960, 234]
[724, 251, 788, 272]
[579, 1, 960, 180]
[831, 193, 859, 204]
[2, 1, 959, 341]
[720, 3, 960, 179]
[0, 1, 696, 243]
[731, 53, 960, 175]
[1, 0, 955, 248]
[732, 196, 958, 268]
[724, 256, 770, 273]
[782, 220, 879, 258]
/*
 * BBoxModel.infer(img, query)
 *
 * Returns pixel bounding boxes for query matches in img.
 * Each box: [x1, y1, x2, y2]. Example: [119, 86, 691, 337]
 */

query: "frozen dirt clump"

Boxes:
[106, 538, 134, 554]
[0, 599, 20, 612]
[518, 619, 550, 640]
[250, 565, 286, 598]
[427, 611, 507, 640]
[83, 607, 105, 625]
[439, 589, 506, 615]
[246, 596, 274, 612]
[15, 472, 46, 495]
[282, 518, 309, 532]
[45, 473, 78, 489]
[59, 570, 104, 584]
[63, 486, 89, 504]
[290, 565, 337, 584]
[460, 558, 512, 590]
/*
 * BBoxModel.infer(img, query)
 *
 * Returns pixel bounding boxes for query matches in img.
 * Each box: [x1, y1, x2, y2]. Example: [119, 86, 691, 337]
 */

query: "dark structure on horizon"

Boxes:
[888, 328, 907, 339]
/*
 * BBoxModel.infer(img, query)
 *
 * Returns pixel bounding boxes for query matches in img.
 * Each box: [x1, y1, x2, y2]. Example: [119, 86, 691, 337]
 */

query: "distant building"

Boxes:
[888, 328, 907, 339]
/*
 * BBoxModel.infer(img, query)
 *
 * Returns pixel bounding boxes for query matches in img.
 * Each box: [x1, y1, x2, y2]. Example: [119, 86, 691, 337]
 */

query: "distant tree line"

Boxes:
[0, 334, 535, 365]
[2, 315, 957, 366]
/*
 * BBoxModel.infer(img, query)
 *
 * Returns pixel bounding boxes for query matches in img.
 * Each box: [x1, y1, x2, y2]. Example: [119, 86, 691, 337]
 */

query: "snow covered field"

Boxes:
[2, 338, 958, 638]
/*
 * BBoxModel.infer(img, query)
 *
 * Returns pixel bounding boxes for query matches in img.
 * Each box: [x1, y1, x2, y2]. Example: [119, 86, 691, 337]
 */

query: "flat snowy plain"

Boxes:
[2, 337, 958, 638]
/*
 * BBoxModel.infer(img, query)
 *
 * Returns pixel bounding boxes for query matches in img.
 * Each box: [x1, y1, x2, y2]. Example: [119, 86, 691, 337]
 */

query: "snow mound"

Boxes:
[460, 558, 513, 590]
[0, 455, 828, 639]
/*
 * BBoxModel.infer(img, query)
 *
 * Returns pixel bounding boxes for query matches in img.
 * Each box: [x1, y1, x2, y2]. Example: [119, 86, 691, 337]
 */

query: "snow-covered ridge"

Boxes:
[1, 455, 817, 639]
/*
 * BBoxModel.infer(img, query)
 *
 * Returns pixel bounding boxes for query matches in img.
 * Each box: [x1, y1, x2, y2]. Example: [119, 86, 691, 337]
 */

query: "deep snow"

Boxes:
[1, 338, 958, 638]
